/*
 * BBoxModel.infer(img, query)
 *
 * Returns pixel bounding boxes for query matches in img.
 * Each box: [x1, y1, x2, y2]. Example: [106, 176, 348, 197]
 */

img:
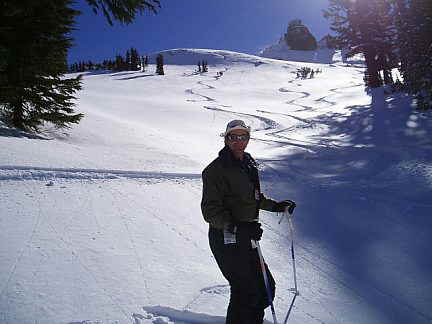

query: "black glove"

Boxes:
[273, 200, 296, 213]
[236, 222, 263, 241]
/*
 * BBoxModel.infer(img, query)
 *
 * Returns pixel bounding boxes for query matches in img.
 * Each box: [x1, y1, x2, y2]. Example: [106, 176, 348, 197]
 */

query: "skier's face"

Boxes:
[225, 129, 249, 158]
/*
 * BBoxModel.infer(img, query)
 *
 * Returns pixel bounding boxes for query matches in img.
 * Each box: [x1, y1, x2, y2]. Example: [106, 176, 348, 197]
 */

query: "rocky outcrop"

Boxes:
[283, 20, 317, 51]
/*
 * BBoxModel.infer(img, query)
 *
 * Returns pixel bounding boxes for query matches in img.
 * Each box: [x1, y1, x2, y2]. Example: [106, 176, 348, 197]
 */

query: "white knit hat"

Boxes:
[220, 119, 251, 137]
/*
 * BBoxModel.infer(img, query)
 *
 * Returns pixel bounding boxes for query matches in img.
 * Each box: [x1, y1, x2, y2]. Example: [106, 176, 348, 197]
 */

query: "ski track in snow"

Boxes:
[3, 61, 431, 324]
[109, 186, 152, 305]
[1, 192, 132, 323]
[183, 285, 229, 312]
[0, 165, 201, 182]
[182, 72, 432, 323]
[314, 83, 364, 108]
[186, 72, 360, 154]
[185, 69, 281, 134]
[111, 185, 208, 255]
[141, 306, 227, 324]
[46, 215, 132, 322]
[261, 220, 432, 324]
[278, 87, 312, 111]
[184, 74, 432, 324]
[203, 106, 280, 133]
[0, 202, 43, 302]
[182, 73, 383, 323]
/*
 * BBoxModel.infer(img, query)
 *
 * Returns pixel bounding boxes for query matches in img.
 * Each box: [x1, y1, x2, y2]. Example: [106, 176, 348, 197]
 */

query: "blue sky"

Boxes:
[68, 0, 332, 64]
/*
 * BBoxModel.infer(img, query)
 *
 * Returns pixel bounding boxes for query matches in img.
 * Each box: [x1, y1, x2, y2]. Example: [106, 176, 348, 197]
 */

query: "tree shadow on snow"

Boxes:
[259, 89, 432, 324]
[0, 124, 48, 140]
[114, 73, 154, 81]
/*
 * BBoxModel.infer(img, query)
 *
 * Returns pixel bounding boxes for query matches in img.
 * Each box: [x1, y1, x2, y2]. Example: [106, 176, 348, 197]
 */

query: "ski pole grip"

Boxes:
[287, 203, 295, 215]
[288, 205, 295, 214]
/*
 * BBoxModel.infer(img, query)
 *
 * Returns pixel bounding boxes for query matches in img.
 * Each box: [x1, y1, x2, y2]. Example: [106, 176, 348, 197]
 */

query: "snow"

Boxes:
[1, 48, 432, 324]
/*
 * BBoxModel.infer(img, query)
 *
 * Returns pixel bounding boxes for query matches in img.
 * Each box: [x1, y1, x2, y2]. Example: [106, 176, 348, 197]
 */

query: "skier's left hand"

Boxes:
[236, 222, 263, 241]
[273, 200, 296, 213]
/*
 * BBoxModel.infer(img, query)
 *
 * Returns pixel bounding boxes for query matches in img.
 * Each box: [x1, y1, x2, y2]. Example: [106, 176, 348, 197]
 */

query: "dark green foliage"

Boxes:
[320, 34, 338, 49]
[202, 61, 208, 73]
[129, 47, 140, 71]
[323, 0, 355, 49]
[140, 55, 149, 71]
[125, 49, 131, 69]
[295, 67, 321, 79]
[395, 0, 432, 109]
[284, 19, 317, 51]
[85, 0, 161, 25]
[324, 0, 431, 108]
[0, 0, 164, 132]
[323, 0, 395, 88]
[70, 47, 142, 72]
[115, 54, 126, 70]
[0, 0, 83, 131]
[156, 54, 164, 75]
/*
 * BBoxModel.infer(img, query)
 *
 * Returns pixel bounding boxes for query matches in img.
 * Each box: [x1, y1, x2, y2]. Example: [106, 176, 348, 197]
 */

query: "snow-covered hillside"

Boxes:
[1, 49, 431, 324]
[260, 42, 336, 64]
[259, 39, 365, 66]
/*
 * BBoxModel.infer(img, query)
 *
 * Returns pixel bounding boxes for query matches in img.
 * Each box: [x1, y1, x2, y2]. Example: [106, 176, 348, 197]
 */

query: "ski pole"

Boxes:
[279, 206, 299, 324]
[255, 240, 278, 324]
[283, 210, 299, 324]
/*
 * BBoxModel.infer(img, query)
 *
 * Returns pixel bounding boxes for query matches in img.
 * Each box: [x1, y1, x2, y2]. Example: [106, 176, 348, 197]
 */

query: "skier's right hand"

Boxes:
[273, 200, 296, 214]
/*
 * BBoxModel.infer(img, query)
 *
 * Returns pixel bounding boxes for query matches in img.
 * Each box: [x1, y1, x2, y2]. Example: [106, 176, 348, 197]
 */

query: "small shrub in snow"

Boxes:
[156, 54, 165, 75]
[295, 67, 317, 79]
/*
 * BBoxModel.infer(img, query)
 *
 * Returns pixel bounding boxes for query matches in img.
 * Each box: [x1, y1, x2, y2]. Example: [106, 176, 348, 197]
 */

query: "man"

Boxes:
[201, 119, 296, 324]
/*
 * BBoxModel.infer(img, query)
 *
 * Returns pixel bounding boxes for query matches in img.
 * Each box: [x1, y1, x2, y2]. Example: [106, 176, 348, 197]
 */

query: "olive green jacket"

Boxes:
[201, 146, 278, 229]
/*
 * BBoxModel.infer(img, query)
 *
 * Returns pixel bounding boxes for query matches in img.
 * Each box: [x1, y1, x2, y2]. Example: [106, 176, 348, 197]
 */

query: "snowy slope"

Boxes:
[259, 40, 365, 66]
[1, 49, 432, 324]
[260, 41, 337, 64]
[148, 48, 274, 66]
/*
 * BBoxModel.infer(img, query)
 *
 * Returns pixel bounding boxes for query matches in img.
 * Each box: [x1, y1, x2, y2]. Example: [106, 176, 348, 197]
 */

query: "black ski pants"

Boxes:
[209, 227, 276, 324]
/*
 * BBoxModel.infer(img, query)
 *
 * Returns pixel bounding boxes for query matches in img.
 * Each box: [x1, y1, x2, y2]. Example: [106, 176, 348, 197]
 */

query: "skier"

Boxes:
[201, 119, 296, 324]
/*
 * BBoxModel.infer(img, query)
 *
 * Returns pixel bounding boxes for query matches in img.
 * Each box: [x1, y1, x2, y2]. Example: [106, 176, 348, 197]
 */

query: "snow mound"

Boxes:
[260, 41, 337, 64]
[148, 48, 273, 66]
[260, 41, 366, 66]
[142, 306, 225, 324]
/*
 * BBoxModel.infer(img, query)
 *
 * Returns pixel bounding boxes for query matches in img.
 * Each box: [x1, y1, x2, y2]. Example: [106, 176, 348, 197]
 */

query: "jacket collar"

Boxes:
[218, 145, 256, 169]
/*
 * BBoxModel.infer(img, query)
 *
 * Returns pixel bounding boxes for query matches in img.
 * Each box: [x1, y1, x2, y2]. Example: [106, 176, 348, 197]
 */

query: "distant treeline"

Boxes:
[69, 47, 150, 73]
[1, 1, 162, 132]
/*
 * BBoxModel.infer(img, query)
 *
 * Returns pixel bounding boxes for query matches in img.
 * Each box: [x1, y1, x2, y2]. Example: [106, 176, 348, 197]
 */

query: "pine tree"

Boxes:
[323, 0, 395, 88]
[202, 61, 208, 72]
[395, 0, 432, 109]
[130, 47, 140, 71]
[156, 54, 164, 75]
[125, 49, 131, 70]
[142, 55, 150, 71]
[85, 0, 161, 25]
[114, 54, 124, 70]
[0, 0, 83, 131]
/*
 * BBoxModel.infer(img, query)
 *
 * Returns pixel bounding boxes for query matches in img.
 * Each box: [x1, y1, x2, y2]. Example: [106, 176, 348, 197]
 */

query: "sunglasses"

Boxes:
[226, 134, 250, 141]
